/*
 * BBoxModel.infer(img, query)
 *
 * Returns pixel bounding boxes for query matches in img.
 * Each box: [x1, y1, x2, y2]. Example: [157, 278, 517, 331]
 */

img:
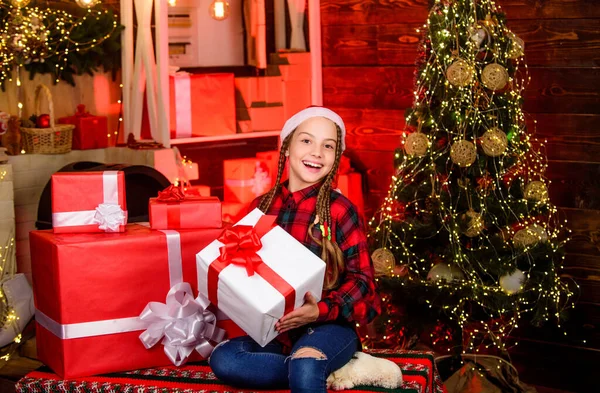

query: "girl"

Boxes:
[209, 107, 381, 392]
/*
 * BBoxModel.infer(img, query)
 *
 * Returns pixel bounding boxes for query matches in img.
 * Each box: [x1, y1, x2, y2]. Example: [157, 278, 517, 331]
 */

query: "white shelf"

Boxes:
[170, 131, 280, 145]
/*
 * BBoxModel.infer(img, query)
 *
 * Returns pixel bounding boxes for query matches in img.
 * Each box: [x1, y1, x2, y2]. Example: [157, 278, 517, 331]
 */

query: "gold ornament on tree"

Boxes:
[508, 33, 525, 59]
[450, 140, 477, 167]
[405, 132, 430, 156]
[427, 263, 465, 282]
[10, 0, 30, 8]
[460, 209, 484, 237]
[513, 225, 548, 249]
[524, 180, 548, 202]
[481, 63, 509, 91]
[447, 59, 475, 87]
[371, 248, 395, 276]
[481, 127, 508, 157]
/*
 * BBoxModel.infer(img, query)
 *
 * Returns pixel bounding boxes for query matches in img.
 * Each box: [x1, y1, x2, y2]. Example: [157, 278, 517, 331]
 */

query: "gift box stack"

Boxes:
[31, 170, 327, 380]
[234, 76, 285, 133]
[142, 73, 237, 139]
[57, 105, 109, 150]
[31, 172, 240, 378]
[268, 51, 312, 119]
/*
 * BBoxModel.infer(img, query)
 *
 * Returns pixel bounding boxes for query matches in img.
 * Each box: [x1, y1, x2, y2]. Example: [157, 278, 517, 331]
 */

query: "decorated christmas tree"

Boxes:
[369, 0, 575, 355]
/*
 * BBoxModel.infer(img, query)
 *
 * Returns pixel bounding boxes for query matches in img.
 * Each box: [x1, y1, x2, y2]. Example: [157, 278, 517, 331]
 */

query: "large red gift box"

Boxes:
[149, 193, 222, 230]
[57, 105, 109, 150]
[142, 73, 236, 139]
[31, 224, 244, 378]
[51, 171, 127, 234]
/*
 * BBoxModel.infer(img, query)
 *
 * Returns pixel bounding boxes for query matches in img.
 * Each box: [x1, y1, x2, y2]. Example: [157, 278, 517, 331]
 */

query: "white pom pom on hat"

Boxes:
[280, 107, 346, 152]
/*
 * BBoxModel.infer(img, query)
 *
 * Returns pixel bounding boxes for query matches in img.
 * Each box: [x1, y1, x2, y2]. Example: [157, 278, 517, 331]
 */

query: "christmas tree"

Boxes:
[369, 0, 574, 355]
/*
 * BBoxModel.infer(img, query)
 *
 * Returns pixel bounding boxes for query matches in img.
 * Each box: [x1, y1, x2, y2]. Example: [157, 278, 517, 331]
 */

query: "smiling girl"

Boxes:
[209, 107, 381, 393]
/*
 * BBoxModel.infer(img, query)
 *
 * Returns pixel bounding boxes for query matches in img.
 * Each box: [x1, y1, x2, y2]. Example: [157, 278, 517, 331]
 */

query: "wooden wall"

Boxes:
[320, 0, 600, 385]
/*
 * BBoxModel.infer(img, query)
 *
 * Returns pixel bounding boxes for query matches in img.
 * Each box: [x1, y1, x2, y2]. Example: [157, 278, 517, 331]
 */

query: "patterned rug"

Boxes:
[16, 349, 446, 393]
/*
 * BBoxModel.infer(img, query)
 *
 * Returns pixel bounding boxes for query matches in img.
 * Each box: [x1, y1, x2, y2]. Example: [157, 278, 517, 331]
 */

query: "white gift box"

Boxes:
[196, 208, 326, 346]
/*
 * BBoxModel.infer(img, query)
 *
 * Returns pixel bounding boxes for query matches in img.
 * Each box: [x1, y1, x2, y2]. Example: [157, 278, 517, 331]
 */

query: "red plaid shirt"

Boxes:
[250, 181, 381, 344]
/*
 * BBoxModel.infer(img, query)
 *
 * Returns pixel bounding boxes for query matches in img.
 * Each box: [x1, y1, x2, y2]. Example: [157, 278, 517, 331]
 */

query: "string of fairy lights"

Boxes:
[0, 0, 118, 117]
[0, 166, 19, 362]
[369, 0, 577, 354]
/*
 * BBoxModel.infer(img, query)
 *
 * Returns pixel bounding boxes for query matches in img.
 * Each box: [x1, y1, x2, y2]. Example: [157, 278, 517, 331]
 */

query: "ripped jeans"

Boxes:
[208, 322, 359, 393]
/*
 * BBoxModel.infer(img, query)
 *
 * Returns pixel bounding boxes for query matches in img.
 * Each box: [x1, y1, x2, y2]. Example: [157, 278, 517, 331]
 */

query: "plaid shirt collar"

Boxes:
[280, 180, 323, 205]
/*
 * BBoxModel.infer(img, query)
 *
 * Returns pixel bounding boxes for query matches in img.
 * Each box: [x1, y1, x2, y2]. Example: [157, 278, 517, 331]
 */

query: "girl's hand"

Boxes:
[275, 292, 319, 333]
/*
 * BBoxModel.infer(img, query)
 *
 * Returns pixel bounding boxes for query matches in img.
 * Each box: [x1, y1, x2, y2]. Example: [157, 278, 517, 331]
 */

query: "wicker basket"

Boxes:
[20, 85, 74, 154]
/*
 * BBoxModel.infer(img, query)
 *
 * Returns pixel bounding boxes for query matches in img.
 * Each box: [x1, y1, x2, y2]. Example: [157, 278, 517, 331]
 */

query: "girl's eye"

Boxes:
[301, 139, 310, 144]
[325, 144, 335, 150]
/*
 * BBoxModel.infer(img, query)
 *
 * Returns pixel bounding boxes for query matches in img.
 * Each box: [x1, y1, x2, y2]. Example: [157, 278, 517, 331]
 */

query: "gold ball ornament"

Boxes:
[482, 63, 509, 91]
[508, 33, 525, 59]
[499, 269, 526, 294]
[10, 0, 30, 8]
[513, 225, 548, 249]
[481, 127, 508, 157]
[450, 140, 477, 167]
[371, 248, 396, 276]
[405, 132, 429, 156]
[460, 209, 484, 237]
[427, 263, 465, 282]
[447, 59, 475, 87]
[524, 181, 549, 202]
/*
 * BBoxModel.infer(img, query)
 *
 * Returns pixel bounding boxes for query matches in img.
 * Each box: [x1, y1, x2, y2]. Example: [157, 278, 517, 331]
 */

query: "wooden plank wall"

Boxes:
[320, 0, 600, 356]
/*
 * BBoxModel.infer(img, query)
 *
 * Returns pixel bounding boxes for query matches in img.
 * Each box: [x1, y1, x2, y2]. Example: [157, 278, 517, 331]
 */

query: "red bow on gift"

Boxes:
[217, 225, 265, 276]
[157, 185, 186, 202]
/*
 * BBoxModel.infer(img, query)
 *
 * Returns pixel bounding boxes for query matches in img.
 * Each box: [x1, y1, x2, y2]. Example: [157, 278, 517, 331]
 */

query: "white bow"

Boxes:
[93, 203, 126, 232]
[139, 282, 225, 366]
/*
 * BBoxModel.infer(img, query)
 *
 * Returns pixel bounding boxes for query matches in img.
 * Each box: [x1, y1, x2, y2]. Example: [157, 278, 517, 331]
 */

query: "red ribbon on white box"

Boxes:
[52, 171, 126, 232]
[35, 226, 224, 366]
[173, 74, 192, 138]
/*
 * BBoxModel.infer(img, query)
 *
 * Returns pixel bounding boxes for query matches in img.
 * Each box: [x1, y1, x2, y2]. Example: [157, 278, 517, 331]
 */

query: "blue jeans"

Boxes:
[208, 323, 359, 393]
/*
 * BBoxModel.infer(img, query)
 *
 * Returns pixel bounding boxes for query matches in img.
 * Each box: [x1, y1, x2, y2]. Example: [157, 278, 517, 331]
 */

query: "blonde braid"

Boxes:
[259, 135, 292, 213]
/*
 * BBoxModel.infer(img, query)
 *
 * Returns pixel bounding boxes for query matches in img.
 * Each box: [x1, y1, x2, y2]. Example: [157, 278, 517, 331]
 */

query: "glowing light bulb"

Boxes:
[209, 0, 230, 21]
[75, 0, 100, 8]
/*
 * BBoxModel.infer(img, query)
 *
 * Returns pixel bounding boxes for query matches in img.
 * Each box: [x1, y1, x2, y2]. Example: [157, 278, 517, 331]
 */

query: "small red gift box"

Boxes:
[58, 105, 109, 150]
[223, 158, 272, 203]
[31, 224, 243, 378]
[51, 171, 127, 234]
[149, 185, 222, 230]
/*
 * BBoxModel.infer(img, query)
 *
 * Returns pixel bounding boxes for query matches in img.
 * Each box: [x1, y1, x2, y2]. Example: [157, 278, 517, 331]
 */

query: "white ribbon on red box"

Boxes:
[52, 171, 126, 232]
[35, 228, 224, 366]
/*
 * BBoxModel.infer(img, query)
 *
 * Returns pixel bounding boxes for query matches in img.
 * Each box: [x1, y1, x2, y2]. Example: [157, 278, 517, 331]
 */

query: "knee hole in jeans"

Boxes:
[291, 347, 327, 360]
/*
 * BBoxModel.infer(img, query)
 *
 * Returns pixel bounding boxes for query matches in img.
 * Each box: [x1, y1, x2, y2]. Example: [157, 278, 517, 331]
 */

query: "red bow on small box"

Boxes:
[207, 215, 295, 314]
[157, 185, 186, 203]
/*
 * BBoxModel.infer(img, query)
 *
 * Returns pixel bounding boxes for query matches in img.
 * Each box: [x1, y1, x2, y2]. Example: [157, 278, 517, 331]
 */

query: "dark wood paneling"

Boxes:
[562, 208, 600, 258]
[323, 66, 414, 109]
[499, 0, 600, 20]
[523, 68, 600, 114]
[322, 25, 378, 66]
[324, 19, 600, 67]
[324, 66, 600, 114]
[321, 0, 430, 25]
[510, 19, 600, 67]
[322, 1, 600, 26]
[546, 161, 600, 210]
[530, 114, 600, 163]
[332, 108, 406, 150]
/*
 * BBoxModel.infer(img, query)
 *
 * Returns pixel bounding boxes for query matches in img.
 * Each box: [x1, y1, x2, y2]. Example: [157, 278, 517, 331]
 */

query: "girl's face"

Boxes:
[286, 117, 338, 192]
